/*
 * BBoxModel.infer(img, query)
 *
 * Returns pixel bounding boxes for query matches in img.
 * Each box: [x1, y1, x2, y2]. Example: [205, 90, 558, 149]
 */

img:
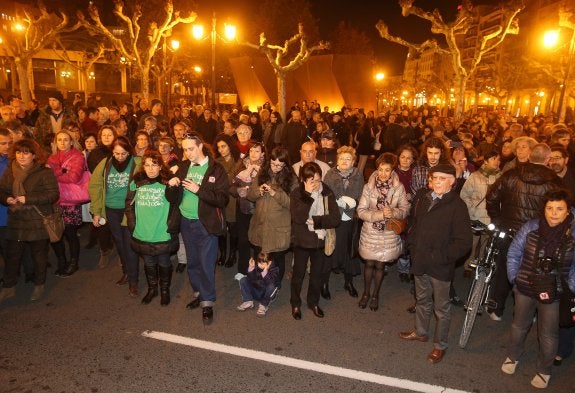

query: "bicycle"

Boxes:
[459, 220, 512, 349]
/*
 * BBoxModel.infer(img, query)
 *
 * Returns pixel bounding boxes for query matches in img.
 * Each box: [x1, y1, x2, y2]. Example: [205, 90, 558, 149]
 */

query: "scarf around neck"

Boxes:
[373, 176, 391, 231]
[308, 183, 326, 240]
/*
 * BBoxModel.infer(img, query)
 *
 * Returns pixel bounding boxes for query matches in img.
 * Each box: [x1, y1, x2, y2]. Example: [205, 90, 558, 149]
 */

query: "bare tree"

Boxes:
[0, 1, 79, 103]
[243, 23, 328, 120]
[78, 0, 196, 100]
[376, 0, 523, 120]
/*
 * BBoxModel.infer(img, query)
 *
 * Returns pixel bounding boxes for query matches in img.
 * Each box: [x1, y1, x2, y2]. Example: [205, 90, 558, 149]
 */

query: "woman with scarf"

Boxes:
[248, 146, 298, 288]
[501, 189, 575, 389]
[322, 146, 364, 298]
[357, 152, 410, 311]
[0, 139, 59, 302]
[230, 141, 265, 275]
[89, 136, 141, 296]
[289, 162, 340, 319]
[46, 130, 87, 277]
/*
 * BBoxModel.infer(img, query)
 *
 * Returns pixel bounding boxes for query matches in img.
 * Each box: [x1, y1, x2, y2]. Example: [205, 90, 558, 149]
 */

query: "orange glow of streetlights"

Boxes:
[224, 24, 237, 41]
[543, 30, 559, 47]
[171, 39, 180, 50]
[375, 72, 385, 81]
[192, 25, 204, 40]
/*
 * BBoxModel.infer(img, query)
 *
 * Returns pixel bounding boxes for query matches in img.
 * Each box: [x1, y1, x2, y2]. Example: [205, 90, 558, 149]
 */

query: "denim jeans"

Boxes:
[143, 253, 172, 268]
[507, 289, 559, 375]
[106, 207, 139, 284]
[414, 274, 452, 350]
[239, 276, 278, 307]
[180, 218, 218, 307]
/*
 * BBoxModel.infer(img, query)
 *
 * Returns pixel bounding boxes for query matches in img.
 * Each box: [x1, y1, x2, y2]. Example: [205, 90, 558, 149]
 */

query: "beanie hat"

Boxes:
[48, 91, 65, 104]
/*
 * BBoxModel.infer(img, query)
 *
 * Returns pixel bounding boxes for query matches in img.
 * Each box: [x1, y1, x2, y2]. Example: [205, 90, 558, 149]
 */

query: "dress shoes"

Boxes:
[358, 293, 369, 309]
[406, 304, 416, 314]
[116, 273, 128, 286]
[308, 305, 324, 318]
[186, 297, 201, 309]
[320, 283, 331, 300]
[427, 348, 445, 364]
[202, 307, 214, 324]
[175, 263, 186, 274]
[291, 306, 302, 320]
[399, 330, 428, 342]
[344, 282, 358, 297]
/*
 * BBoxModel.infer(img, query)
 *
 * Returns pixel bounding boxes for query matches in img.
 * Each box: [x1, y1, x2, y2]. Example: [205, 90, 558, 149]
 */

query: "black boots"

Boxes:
[61, 259, 79, 277]
[141, 265, 158, 305]
[217, 235, 228, 266]
[158, 265, 173, 306]
[344, 280, 358, 297]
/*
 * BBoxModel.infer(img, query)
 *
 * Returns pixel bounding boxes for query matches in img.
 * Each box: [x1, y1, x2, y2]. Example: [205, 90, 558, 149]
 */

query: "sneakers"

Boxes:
[501, 357, 518, 374]
[488, 311, 502, 321]
[531, 373, 550, 389]
[236, 301, 254, 311]
[256, 304, 268, 317]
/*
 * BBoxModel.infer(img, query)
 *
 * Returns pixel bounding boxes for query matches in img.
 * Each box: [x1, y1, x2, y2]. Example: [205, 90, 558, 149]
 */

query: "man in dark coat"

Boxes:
[400, 163, 472, 364]
[486, 143, 563, 321]
[281, 110, 307, 164]
[548, 144, 575, 201]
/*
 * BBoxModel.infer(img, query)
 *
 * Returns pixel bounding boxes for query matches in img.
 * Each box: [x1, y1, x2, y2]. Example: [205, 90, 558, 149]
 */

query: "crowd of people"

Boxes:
[0, 92, 574, 388]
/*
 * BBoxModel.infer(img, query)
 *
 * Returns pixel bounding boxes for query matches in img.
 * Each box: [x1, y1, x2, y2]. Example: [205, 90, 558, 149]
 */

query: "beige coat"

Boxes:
[460, 167, 501, 224]
[247, 176, 292, 253]
[357, 171, 410, 262]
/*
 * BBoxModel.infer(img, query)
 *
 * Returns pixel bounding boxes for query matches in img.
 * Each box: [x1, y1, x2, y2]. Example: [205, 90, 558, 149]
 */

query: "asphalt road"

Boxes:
[0, 227, 572, 393]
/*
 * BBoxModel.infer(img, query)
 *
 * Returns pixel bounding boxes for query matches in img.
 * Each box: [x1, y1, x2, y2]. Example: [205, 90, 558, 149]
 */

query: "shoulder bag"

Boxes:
[323, 196, 336, 256]
[33, 205, 64, 243]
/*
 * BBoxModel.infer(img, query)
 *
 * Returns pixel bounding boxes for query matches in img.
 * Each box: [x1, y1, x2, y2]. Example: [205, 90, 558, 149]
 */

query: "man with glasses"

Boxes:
[400, 164, 472, 364]
[548, 144, 575, 200]
[175, 133, 229, 324]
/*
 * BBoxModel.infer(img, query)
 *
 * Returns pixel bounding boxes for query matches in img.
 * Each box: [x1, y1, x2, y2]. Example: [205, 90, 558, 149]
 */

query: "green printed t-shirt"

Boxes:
[179, 161, 208, 219]
[105, 161, 132, 209]
[131, 181, 170, 243]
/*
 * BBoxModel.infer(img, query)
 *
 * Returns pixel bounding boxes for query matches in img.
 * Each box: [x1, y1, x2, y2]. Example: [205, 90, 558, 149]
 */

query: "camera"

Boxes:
[537, 256, 556, 274]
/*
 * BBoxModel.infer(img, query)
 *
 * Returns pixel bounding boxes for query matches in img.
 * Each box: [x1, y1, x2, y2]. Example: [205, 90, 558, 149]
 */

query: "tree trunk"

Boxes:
[454, 74, 468, 122]
[15, 58, 32, 104]
[277, 72, 287, 121]
[140, 64, 150, 100]
[82, 69, 92, 106]
[26, 61, 35, 100]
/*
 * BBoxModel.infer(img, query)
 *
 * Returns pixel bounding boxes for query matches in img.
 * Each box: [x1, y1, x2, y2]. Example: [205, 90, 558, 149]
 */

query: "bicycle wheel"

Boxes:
[459, 271, 487, 348]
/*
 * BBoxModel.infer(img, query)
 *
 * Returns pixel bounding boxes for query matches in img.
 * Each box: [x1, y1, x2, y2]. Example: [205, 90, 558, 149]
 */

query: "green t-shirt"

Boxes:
[179, 162, 208, 219]
[105, 160, 132, 209]
[131, 181, 171, 243]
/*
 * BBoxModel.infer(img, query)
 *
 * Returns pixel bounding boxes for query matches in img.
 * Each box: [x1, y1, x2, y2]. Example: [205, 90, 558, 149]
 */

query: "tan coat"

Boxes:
[357, 171, 410, 262]
[460, 167, 501, 224]
[247, 176, 292, 253]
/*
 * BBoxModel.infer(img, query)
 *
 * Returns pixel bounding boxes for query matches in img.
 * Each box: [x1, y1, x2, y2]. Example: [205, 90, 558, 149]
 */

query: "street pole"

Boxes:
[162, 36, 167, 106]
[211, 12, 217, 110]
[558, 28, 575, 124]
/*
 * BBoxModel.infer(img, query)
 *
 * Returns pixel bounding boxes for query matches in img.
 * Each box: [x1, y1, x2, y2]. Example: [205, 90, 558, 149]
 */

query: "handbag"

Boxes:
[559, 274, 575, 327]
[323, 196, 336, 256]
[59, 170, 91, 205]
[33, 205, 65, 243]
[385, 218, 407, 235]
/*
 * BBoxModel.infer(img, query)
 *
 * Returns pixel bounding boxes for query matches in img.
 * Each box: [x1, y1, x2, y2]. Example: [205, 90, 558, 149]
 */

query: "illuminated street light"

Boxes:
[193, 13, 237, 108]
[171, 39, 180, 50]
[543, 30, 559, 47]
[193, 66, 202, 73]
[375, 72, 385, 81]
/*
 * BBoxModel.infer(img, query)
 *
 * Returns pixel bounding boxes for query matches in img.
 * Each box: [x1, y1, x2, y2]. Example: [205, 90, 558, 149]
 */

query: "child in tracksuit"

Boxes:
[236, 252, 279, 317]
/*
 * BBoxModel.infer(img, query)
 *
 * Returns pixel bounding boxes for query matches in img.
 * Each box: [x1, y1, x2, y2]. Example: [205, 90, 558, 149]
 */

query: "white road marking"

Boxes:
[142, 330, 471, 393]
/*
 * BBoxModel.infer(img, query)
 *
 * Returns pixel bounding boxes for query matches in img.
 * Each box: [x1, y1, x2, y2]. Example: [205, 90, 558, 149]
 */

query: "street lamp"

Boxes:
[543, 16, 575, 123]
[374, 72, 385, 115]
[193, 13, 236, 109]
[162, 35, 179, 109]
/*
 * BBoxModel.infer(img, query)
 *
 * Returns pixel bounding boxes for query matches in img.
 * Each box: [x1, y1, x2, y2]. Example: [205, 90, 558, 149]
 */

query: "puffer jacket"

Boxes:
[357, 171, 410, 262]
[247, 174, 294, 253]
[0, 162, 59, 241]
[507, 217, 575, 298]
[460, 165, 501, 224]
[486, 163, 563, 231]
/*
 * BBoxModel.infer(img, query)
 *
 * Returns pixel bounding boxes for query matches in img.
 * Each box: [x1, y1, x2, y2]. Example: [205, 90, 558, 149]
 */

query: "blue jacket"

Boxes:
[0, 155, 8, 227]
[507, 217, 575, 294]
